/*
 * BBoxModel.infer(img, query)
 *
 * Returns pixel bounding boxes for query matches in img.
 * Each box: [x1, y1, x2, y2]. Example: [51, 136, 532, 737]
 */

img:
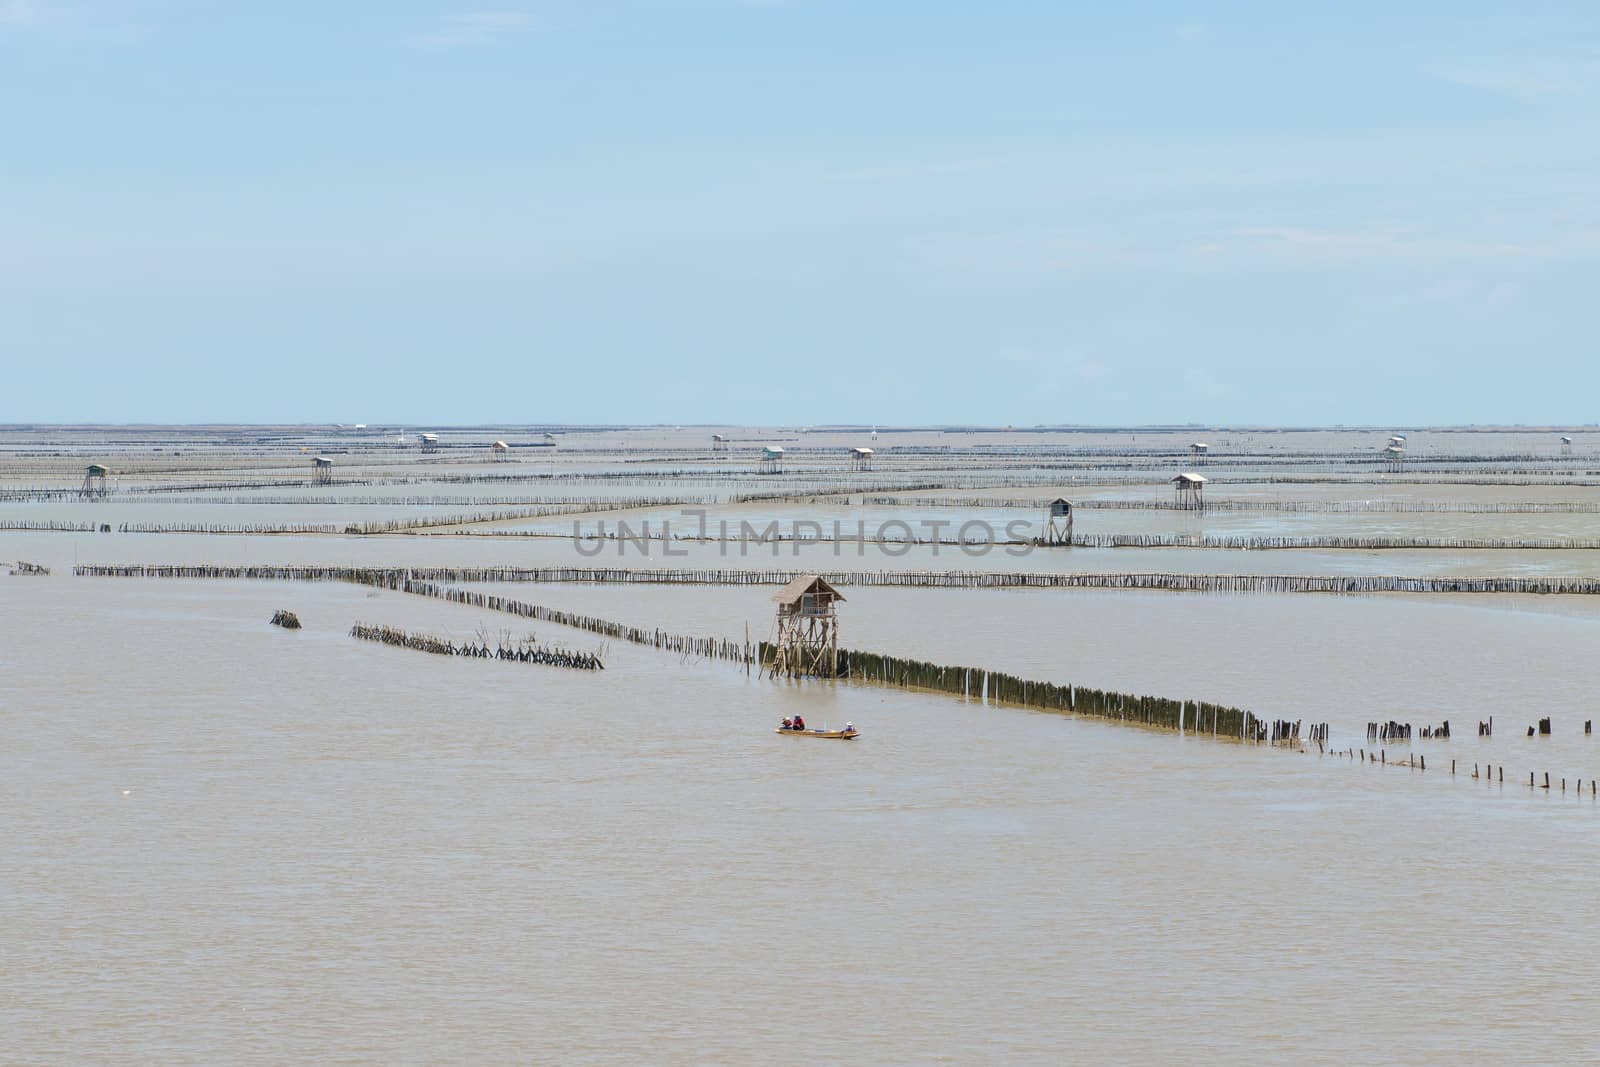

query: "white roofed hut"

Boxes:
[1172, 472, 1208, 510]
[311, 455, 334, 485]
[1189, 442, 1208, 455]
[419, 433, 440, 453]
[850, 446, 875, 471]
[1381, 444, 1404, 471]
[759, 445, 785, 474]
[711, 433, 730, 453]
[491, 440, 510, 460]
[765, 575, 845, 679]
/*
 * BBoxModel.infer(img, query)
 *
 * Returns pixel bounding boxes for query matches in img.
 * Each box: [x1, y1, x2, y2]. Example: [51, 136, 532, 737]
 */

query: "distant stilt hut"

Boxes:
[491, 440, 510, 461]
[759, 446, 785, 474]
[711, 433, 730, 453]
[1042, 498, 1073, 546]
[1381, 444, 1404, 471]
[764, 574, 844, 678]
[1172, 472, 1207, 509]
[1562, 435, 1574, 456]
[311, 456, 334, 485]
[80, 463, 109, 499]
[543, 432, 558, 448]
[1189, 441, 1208, 456]
[419, 433, 440, 453]
[850, 446, 874, 471]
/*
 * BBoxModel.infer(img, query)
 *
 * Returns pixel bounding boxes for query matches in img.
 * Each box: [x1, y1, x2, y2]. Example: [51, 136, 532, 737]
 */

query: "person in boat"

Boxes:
[781, 718, 794, 731]
[792, 714, 806, 731]
[842, 722, 856, 735]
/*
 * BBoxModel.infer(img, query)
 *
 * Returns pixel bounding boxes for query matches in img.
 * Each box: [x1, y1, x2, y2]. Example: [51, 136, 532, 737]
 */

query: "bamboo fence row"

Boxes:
[364, 576, 757, 666]
[826, 644, 1262, 739]
[73, 563, 1600, 595]
[864, 496, 1600, 514]
[348, 621, 603, 669]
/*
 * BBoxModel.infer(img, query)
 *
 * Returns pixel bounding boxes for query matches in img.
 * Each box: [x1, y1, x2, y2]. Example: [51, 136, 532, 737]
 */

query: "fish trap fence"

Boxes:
[72, 563, 1600, 596]
[866, 496, 1600, 514]
[1068, 534, 1600, 551]
[383, 578, 756, 667]
[349, 621, 603, 669]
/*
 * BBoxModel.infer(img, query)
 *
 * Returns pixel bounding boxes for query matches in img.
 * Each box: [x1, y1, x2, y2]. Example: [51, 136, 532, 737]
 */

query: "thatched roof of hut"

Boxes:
[771, 574, 845, 607]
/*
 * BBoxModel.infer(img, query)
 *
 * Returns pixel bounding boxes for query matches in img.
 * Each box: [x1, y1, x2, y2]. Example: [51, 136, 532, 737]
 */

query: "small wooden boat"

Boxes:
[775, 727, 859, 740]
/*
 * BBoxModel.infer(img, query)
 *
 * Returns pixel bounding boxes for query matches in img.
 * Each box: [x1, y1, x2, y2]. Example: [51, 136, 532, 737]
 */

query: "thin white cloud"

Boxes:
[410, 10, 534, 49]
[912, 223, 1600, 274]
[1436, 66, 1583, 96]
[0, 0, 36, 27]
[825, 157, 1000, 183]
[1433, 45, 1600, 97]
[1231, 225, 1600, 266]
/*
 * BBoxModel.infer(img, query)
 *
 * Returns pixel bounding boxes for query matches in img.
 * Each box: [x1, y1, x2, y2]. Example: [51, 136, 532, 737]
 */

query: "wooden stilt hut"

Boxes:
[764, 575, 844, 678]
[1042, 498, 1073, 546]
[81, 464, 109, 499]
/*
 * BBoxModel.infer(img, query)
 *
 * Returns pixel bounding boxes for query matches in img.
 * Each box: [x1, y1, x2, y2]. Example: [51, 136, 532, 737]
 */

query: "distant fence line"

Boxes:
[423, 526, 1600, 552]
[15, 470, 1600, 502]
[97, 494, 717, 508]
[72, 563, 1600, 595]
[1069, 533, 1600, 551]
[0, 520, 101, 531]
[864, 495, 1600, 514]
[105, 507, 600, 536]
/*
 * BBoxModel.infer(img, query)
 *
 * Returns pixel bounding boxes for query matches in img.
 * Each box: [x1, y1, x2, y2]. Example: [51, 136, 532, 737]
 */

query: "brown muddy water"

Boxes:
[5, 427, 1600, 1063]
[5, 575, 1600, 1064]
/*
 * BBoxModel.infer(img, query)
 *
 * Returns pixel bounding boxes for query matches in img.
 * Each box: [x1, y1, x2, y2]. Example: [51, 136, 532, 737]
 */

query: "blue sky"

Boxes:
[2, 1, 1597, 425]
